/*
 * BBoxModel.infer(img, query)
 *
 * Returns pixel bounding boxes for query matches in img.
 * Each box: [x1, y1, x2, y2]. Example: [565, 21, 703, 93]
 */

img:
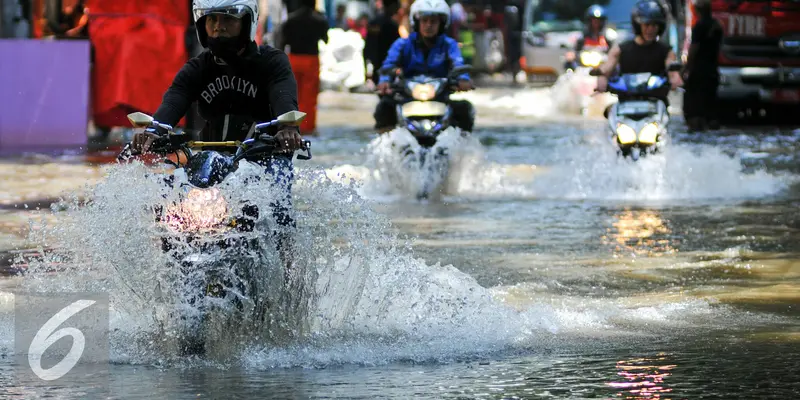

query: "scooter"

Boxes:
[378, 64, 473, 199]
[590, 63, 681, 161]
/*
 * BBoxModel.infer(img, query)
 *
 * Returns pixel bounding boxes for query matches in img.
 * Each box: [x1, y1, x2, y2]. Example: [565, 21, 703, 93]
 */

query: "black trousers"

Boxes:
[683, 72, 720, 122]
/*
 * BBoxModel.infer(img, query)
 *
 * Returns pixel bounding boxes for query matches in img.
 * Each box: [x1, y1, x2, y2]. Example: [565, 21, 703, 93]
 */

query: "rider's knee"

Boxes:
[374, 97, 398, 129]
[450, 100, 475, 131]
[452, 100, 475, 116]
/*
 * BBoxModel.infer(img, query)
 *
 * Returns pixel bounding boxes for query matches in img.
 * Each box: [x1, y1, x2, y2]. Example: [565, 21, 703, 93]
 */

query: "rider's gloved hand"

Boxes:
[131, 124, 168, 154]
[456, 79, 474, 92]
[275, 125, 303, 153]
[377, 82, 393, 95]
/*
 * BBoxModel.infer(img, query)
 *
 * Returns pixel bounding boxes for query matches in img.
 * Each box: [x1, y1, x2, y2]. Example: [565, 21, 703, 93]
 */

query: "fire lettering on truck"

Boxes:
[727, 14, 766, 36]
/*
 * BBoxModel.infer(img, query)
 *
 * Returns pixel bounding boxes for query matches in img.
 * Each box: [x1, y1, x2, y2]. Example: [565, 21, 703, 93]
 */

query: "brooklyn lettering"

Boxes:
[200, 75, 258, 103]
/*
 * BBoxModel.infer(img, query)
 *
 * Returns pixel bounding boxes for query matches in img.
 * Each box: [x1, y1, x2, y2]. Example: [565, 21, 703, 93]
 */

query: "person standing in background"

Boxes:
[682, 0, 722, 132]
[364, 0, 401, 85]
[278, 0, 329, 135]
[449, 0, 466, 39]
[352, 13, 370, 38]
[397, 1, 409, 38]
[335, 4, 350, 30]
[504, 0, 524, 84]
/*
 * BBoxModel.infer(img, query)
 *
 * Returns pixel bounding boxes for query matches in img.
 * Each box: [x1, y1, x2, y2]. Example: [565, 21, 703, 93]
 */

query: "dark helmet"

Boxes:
[585, 4, 607, 22]
[192, 0, 258, 48]
[631, 0, 667, 36]
[584, 4, 607, 33]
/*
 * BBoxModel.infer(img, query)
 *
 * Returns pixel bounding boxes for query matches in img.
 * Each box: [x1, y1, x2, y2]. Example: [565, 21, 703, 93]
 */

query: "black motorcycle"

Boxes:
[118, 111, 312, 355]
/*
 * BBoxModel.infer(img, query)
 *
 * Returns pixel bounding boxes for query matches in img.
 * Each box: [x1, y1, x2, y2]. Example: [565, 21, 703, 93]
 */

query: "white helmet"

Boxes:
[410, 0, 451, 30]
[192, 0, 259, 47]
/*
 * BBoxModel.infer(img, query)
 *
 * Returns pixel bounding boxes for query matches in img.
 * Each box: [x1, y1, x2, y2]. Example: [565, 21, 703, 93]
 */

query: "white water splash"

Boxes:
[0, 153, 790, 369]
[1, 160, 554, 366]
[531, 139, 793, 201]
[453, 72, 616, 119]
[325, 137, 790, 203]
[326, 127, 488, 201]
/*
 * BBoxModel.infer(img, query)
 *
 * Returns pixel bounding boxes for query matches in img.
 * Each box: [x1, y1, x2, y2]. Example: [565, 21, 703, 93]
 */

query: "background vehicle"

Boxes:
[523, 0, 684, 85]
[591, 65, 682, 160]
[683, 0, 800, 120]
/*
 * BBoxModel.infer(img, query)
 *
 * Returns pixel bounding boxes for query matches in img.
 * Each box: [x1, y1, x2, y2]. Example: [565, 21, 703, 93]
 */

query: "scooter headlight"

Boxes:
[408, 81, 440, 101]
[579, 51, 603, 67]
[616, 123, 637, 145]
[164, 187, 229, 232]
[638, 122, 660, 145]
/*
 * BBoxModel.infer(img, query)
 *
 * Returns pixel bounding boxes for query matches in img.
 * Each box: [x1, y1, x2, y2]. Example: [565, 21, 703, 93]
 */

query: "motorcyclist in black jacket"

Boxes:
[130, 0, 305, 265]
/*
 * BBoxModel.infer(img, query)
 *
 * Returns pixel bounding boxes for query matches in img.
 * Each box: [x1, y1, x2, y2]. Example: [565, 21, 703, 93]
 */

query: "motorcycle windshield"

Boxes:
[185, 151, 234, 188]
[608, 73, 667, 94]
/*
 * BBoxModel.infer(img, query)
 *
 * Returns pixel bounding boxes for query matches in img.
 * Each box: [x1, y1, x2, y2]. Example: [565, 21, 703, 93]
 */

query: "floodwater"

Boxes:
[0, 87, 798, 399]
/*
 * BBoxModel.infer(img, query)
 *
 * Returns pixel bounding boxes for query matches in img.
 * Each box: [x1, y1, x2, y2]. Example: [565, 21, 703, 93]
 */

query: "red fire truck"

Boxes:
[683, 0, 800, 119]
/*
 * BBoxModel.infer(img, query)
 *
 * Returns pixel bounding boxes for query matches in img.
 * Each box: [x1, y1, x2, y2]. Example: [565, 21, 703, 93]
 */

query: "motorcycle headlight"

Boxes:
[164, 187, 229, 232]
[409, 82, 440, 101]
[616, 123, 637, 145]
[638, 123, 660, 145]
[579, 51, 603, 67]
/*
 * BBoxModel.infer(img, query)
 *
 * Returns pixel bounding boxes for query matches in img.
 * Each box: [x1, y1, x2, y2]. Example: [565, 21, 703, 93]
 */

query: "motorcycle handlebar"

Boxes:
[118, 132, 312, 163]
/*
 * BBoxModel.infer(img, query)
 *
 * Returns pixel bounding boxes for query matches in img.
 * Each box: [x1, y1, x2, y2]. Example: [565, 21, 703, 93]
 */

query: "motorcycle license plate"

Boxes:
[760, 88, 800, 104]
[617, 101, 655, 115]
[402, 101, 447, 118]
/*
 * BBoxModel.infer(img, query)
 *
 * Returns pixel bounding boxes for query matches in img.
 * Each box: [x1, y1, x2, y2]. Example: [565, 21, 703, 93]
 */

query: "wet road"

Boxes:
[1, 87, 799, 399]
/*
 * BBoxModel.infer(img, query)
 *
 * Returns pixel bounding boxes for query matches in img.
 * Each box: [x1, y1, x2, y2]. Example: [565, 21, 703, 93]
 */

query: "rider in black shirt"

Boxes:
[595, 0, 683, 104]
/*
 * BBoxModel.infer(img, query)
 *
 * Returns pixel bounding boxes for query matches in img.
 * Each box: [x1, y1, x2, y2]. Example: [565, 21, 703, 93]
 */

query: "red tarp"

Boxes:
[87, 0, 189, 128]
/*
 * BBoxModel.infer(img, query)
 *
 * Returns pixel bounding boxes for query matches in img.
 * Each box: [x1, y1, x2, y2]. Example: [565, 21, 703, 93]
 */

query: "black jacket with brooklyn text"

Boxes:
[152, 42, 298, 141]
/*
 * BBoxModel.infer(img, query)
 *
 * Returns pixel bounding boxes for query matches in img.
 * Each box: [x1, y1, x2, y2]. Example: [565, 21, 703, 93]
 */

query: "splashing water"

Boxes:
[13, 161, 323, 361]
[328, 127, 488, 201]
[4, 159, 557, 366]
[530, 134, 793, 201]
[454, 89, 557, 119]
[1, 149, 790, 368]
[453, 73, 615, 119]
[324, 130, 791, 204]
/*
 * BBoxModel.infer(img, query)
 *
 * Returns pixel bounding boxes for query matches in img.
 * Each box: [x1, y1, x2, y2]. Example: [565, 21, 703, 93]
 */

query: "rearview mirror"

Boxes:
[450, 65, 473, 77]
[276, 111, 307, 126]
[667, 62, 683, 72]
[127, 112, 154, 128]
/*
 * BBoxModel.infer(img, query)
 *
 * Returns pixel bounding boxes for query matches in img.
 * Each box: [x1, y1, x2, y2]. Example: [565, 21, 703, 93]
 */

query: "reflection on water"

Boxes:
[602, 209, 677, 257]
[609, 353, 677, 399]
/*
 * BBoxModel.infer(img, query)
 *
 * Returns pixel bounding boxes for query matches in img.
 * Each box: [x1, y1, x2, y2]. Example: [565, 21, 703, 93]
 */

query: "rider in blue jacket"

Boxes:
[374, 0, 475, 132]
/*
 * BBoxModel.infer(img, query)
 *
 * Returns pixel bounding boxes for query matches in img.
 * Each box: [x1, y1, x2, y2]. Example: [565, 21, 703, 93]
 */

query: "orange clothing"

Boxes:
[584, 36, 609, 49]
[288, 54, 321, 134]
